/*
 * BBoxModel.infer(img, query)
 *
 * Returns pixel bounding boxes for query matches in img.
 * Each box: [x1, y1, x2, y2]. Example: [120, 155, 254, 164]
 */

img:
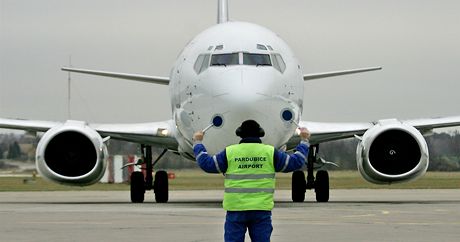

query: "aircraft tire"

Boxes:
[315, 170, 329, 202]
[291, 170, 306, 202]
[130, 171, 145, 203]
[154, 170, 169, 203]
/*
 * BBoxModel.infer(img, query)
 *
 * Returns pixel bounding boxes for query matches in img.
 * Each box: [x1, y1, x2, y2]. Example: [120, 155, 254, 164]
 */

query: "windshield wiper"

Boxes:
[211, 63, 227, 67]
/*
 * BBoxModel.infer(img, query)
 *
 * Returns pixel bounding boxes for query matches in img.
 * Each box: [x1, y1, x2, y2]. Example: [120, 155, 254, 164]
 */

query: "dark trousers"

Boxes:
[224, 210, 272, 242]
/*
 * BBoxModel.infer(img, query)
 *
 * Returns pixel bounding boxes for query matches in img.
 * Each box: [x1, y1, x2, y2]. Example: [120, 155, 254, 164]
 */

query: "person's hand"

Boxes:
[299, 127, 310, 141]
[193, 131, 204, 142]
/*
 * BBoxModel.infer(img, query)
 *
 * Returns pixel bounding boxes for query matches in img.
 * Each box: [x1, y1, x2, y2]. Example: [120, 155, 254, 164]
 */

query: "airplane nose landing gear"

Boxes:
[291, 144, 330, 202]
[130, 145, 169, 203]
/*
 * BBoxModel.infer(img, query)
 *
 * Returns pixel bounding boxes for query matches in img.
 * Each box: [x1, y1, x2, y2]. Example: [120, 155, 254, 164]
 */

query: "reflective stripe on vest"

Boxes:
[225, 174, 276, 180]
[223, 143, 275, 211]
[225, 188, 275, 193]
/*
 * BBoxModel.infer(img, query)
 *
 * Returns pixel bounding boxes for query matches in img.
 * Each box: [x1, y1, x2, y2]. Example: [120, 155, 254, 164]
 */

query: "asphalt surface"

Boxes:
[1, 190, 459, 242]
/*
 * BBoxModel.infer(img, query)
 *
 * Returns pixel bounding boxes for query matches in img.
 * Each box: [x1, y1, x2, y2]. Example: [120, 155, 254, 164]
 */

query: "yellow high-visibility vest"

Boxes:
[224, 143, 275, 211]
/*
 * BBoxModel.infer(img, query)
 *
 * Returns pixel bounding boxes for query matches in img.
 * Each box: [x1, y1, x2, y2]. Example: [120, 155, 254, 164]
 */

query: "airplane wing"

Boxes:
[286, 115, 460, 149]
[403, 116, 460, 131]
[90, 121, 178, 150]
[303, 67, 382, 81]
[286, 121, 372, 149]
[0, 118, 60, 132]
[61, 67, 170, 85]
[0, 118, 178, 150]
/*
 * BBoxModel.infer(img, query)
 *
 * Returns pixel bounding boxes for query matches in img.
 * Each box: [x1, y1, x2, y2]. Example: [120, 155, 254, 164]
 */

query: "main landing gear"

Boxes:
[130, 145, 169, 203]
[291, 144, 330, 202]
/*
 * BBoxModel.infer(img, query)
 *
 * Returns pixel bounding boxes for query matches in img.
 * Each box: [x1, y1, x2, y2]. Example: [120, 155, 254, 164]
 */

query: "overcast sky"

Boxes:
[1, 0, 459, 128]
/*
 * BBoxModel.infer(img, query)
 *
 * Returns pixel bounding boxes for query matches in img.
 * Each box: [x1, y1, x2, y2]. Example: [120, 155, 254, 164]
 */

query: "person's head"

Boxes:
[235, 120, 265, 138]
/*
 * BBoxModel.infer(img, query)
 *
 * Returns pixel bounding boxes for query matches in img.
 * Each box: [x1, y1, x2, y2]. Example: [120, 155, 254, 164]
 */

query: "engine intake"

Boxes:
[44, 131, 98, 177]
[356, 119, 429, 184]
[36, 121, 108, 186]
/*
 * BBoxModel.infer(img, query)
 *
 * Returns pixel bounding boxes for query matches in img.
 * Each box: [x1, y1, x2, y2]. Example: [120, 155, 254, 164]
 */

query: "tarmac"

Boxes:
[0, 189, 459, 242]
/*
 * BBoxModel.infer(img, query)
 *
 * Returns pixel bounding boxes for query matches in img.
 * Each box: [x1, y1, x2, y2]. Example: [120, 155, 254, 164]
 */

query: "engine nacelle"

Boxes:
[36, 120, 108, 186]
[356, 119, 429, 184]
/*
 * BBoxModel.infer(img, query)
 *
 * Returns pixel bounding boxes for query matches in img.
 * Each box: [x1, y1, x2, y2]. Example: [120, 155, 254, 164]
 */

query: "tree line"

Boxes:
[1, 132, 459, 171]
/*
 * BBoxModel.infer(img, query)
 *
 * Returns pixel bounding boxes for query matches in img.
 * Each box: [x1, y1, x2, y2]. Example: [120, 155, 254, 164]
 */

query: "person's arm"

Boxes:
[192, 131, 227, 173]
[274, 128, 310, 172]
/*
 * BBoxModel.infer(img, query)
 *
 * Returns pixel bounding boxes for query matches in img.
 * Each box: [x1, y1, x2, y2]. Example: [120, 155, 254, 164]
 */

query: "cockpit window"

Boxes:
[194, 54, 211, 74]
[194, 55, 205, 73]
[243, 53, 271, 66]
[271, 53, 286, 73]
[207, 52, 279, 70]
[211, 53, 239, 66]
[257, 44, 267, 50]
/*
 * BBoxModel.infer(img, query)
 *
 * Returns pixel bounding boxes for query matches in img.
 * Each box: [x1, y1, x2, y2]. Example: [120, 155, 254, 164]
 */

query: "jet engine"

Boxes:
[36, 121, 108, 186]
[356, 119, 429, 184]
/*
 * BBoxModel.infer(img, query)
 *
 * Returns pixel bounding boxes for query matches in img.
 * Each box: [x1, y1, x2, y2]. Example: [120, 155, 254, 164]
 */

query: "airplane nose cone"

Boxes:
[185, 66, 299, 154]
[214, 68, 275, 104]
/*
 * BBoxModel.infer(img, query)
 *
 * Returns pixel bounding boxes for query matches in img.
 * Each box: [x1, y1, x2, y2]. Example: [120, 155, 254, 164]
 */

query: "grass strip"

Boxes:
[0, 171, 458, 192]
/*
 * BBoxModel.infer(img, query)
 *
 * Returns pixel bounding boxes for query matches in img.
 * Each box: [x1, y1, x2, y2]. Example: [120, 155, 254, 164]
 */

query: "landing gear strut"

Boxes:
[291, 144, 330, 202]
[130, 145, 169, 203]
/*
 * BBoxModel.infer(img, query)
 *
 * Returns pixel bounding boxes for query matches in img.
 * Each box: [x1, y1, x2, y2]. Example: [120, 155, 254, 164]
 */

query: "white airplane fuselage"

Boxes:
[169, 22, 304, 157]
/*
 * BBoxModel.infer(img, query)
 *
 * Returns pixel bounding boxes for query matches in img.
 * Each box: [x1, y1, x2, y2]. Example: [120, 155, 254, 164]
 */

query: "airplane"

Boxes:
[1, 0, 460, 203]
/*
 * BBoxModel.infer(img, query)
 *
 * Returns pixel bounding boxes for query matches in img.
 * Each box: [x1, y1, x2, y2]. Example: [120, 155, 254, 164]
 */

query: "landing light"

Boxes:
[158, 128, 169, 137]
[295, 129, 301, 136]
